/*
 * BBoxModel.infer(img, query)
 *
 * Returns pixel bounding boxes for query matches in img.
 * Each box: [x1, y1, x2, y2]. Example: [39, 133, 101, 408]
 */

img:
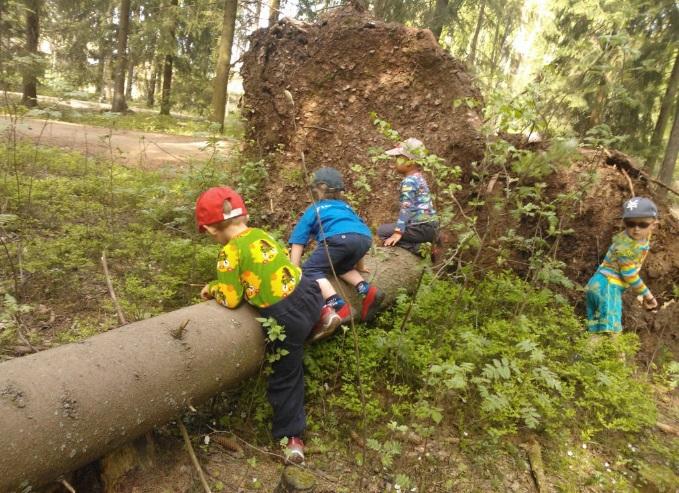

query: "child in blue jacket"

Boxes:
[289, 167, 384, 341]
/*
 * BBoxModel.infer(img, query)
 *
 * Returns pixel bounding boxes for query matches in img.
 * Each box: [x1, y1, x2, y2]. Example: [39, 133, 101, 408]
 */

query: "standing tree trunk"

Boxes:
[146, 57, 160, 107]
[111, 0, 131, 112]
[159, 0, 178, 116]
[159, 55, 173, 115]
[430, 0, 448, 43]
[21, 0, 40, 107]
[658, 95, 679, 191]
[467, 0, 485, 66]
[268, 0, 279, 26]
[125, 57, 135, 100]
[210, 0, 238, 131]
[95, 52, 106, 96]
[645, 50, 679, 175]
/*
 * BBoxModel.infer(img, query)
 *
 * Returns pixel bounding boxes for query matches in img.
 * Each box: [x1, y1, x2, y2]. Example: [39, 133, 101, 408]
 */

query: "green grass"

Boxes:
[0, 142, 240, 347]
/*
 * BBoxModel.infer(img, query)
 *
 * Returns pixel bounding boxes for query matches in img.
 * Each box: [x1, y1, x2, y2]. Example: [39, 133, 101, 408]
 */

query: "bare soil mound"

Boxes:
[242, 7, 485, 227]
[241, 9, 678, 359]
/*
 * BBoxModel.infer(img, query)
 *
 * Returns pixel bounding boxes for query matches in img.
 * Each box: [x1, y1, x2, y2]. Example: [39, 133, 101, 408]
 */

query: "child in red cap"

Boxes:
[195, 186, 324, 464]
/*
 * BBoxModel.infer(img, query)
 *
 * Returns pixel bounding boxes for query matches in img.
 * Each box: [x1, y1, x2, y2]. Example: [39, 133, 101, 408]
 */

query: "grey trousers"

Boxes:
[377, 221, 439, 255]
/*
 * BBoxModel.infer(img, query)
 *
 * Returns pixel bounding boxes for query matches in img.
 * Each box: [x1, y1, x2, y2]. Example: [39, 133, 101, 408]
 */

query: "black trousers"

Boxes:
[377, 221, 439, 255]
[258, 275, 323, 439]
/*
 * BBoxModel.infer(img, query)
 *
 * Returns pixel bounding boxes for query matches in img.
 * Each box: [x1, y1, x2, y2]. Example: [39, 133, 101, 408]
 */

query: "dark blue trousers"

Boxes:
[302, 233, 372, 281]
[258, 275, 322, 439]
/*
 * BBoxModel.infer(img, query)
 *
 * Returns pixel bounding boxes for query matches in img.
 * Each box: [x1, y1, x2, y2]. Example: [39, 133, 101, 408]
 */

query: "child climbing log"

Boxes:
[0, 248, 422, 492]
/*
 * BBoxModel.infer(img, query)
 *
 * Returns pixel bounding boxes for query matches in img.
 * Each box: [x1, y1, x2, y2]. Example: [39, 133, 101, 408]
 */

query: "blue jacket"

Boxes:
[288, 199, 372, 245]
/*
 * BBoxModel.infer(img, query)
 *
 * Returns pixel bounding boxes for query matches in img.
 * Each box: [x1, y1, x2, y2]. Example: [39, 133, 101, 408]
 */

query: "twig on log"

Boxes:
[101, 250, 127, 325]
[170, 319, 190, 340]
[178, 420, 213, 493]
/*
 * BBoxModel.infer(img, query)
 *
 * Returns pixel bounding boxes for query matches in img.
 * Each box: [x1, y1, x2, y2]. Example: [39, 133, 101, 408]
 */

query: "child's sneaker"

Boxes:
[308, 305, 341, 343]
[335, 303, 354, 325]
[361, 286, 385, 322]
[285, 437, 305, 464]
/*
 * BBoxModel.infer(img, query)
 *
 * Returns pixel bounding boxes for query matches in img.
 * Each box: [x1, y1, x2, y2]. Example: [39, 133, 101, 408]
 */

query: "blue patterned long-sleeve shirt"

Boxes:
[597, 231, 651, 297]
[395, 172, 437, 232]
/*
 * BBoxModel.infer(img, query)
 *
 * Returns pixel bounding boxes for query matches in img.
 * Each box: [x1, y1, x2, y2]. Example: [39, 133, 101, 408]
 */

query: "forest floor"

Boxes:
[0, 115, 234, 169]
[1, 132, 678, 492]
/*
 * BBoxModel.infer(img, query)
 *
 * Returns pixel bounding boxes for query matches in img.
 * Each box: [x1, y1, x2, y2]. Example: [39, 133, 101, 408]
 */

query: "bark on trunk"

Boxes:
[0, 248, 422, 492]
[21, 0, 40, 107]
[111, 0, 131, 112]
[159, 54, 173, 115]
[268, 0, 280, 26]
[125, 57, 135, 100]
[146, 58, 159, 108]
[467, 0, 485, 66]
[645, 50, 679, 175]
[95, 52, 106, 96]
[430, 0, 448, 43]
[210, 0, 238, 131]
[658, 96, 679, 190]
[159, 0, 178, 116]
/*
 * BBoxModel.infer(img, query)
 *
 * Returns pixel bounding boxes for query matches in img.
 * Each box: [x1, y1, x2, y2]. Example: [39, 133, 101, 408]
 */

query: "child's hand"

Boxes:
[384, 232, 402, 247]
[643, 295, 658, 311]
[200, 284, 214, 300]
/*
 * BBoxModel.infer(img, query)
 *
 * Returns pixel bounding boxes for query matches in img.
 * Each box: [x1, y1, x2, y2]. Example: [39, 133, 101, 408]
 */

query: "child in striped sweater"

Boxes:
[585, 197, 659, 333]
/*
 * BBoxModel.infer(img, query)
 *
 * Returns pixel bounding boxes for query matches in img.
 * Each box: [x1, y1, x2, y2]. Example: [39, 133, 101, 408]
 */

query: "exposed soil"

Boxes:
[0, 116, 232, 170]
[241, 8, 679, 364]
[242, 7, 485, 229]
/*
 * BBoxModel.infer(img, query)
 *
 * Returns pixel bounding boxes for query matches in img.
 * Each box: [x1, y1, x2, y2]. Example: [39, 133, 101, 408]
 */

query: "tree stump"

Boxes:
[274, 466, 316, 493]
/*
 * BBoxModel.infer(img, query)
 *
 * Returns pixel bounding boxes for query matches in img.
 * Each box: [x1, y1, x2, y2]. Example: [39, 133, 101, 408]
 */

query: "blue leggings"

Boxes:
[585, 272, 625, 334]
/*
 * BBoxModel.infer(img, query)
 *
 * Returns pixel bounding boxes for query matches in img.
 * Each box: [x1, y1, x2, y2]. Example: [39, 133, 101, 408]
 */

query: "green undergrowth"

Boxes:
[1, 141, 676, 490]
[215, 272, 677, 490]
[0, 142, 262, 349]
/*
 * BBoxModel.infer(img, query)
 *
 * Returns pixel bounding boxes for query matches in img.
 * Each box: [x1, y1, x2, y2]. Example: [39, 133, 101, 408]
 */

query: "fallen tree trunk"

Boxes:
[0, 248, 421, 492]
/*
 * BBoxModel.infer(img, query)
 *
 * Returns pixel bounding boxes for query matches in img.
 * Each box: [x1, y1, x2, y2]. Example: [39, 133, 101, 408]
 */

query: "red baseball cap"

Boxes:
[195, 186, 247, 232]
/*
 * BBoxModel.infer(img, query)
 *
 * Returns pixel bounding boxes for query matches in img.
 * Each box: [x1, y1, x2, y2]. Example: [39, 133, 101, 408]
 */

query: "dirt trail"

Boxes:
[0, 116, 232, 169]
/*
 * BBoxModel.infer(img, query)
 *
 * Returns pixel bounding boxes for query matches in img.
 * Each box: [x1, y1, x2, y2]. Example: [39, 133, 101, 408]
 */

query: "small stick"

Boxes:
[101, 250, 127, 325]
[178, 420, 213, 493]
[656, 421, 679, 437]
[60, 478, 76, 493]
[620, 168, 635, 197]
[302, 125, 334, 133]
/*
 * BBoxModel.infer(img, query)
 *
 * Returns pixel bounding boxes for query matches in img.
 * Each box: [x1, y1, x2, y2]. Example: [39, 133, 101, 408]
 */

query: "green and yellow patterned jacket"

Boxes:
[208, 228, 302, 309]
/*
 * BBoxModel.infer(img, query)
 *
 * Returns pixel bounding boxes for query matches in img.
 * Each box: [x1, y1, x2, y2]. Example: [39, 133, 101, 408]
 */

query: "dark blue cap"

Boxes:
[312, 167, 344, 191]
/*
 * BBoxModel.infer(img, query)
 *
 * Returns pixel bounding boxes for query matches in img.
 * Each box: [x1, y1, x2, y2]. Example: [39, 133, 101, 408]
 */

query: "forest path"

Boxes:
[0, 116, 232, 169]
